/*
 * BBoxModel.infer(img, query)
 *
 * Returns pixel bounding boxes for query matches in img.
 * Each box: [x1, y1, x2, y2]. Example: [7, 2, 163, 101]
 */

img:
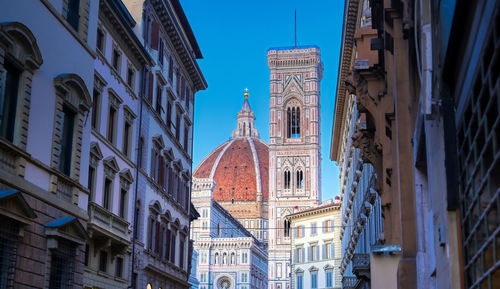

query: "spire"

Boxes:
[232, 89, 259, 138]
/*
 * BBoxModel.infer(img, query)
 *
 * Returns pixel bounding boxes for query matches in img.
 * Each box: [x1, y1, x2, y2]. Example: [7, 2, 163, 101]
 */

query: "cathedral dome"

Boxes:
[193, 90, 269, 202]
[193, 136, 269, 202]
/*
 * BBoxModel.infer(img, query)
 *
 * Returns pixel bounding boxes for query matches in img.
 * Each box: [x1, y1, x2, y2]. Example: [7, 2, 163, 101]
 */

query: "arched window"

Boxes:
[214, 252, 219, 265]
[231, 252, 236, 264]
[284, 219, 290, 237]
[296, 169, 304, 189]
[286, 106, 301, 138]
[222, 252, 227, 264]
[284, 170, 291, 189]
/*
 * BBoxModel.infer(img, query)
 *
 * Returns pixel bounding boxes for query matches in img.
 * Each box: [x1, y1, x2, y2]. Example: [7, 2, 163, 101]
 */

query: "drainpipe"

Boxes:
[130, 65, 146, 289]
[130, 2, 149, 286]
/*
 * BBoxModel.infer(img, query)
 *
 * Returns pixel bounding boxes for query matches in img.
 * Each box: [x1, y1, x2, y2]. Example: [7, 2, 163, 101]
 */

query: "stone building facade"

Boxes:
[83, 0, 152, 288]
[193, 91, 269, 243]
[331, 69, 383, 289]
[0, 0, 98, 287]
[287, 201, 342, 289]
[191, 178, 268, 289]
[267, 46, 323, 289]
[329, 0, 500, 288]
[120, 0, 207, 288]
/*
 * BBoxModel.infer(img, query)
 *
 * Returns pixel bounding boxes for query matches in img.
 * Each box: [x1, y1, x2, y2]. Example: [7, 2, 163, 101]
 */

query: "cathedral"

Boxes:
[191, 45, 323, 289]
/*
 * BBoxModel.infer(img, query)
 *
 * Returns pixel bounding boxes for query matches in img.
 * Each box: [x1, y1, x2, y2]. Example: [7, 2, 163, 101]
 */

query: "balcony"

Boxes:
[352, 253, 370, 280]
[342, 276, 358, 289]
[88, 202, 130, 256]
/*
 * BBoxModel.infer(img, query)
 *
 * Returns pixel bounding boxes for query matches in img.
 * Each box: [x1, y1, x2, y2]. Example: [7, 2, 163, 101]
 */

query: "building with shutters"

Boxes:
[0, 0, 97, 288]
[286, 200, 342, 289]
[83, 0, 152, 288]
[121, 0, 207, 288]
[191, 178, 268, 289]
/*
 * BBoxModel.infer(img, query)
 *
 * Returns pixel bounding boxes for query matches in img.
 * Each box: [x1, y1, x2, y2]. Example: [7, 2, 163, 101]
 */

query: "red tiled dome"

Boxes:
[194, 137, 269, 202]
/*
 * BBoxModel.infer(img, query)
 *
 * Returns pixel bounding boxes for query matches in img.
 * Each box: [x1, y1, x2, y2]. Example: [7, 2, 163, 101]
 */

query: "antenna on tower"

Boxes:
[294, 9, 297, 48]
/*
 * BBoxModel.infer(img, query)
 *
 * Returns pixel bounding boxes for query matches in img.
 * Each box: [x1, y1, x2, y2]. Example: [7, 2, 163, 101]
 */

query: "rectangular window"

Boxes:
[59, 105, 75, 176]
[115, 257, 123, 278]
[169, 231, 176, 263]
[326, 270, 333, 288]
[176, 69, 181, 95]
[112, 47, 121, 72]
[107, 105, 116, 144]
[88, 166, 96, 201]
[166, 99, 172, 128]
[311, 222, 317, 235]
[119, 189, 127, 218]
[185, 86, 190, 109]
[183, 122, 189, 151]
[84, 244, 89, 267]
[175, 112, 181, 141]
[98, 250, 107, 272]
[311, 272, 317, 289]
[156, 85, 162, 114]
[296, 274, 303, 289]
[179, 236, 185, 269]
[158, 39, 164, 65]
[122, 121, 131, 157]
[49, 239, 76, 289]
[0, 218, 19, 287]
[103, 178, 112, 210]
[242, 252, 248, 263]
[96, 27, 105, 52]
[91, 89, 100, 130]
[168, 56, 174, 82]
[66, 0, 80, 31]
[0, 60, 20, 142]
[126, 67, 135, 89]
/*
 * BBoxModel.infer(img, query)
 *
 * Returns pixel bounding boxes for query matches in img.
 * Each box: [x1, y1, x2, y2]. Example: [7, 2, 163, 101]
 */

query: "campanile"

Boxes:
[267, 46, 323, 289]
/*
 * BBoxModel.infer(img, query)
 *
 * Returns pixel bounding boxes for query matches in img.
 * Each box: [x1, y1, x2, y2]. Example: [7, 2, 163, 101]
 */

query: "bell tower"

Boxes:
[267, 46, 323, 289]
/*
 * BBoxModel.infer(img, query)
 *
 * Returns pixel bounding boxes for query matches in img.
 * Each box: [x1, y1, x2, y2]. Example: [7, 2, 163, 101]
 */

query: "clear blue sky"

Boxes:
[182, 0, 344, 201]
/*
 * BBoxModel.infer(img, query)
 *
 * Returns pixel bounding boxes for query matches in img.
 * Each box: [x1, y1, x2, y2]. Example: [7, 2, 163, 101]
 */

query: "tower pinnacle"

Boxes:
[232, 89, 259, 138]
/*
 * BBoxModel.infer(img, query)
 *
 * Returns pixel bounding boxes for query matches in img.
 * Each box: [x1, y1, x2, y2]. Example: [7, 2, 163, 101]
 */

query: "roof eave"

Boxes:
[331, 0, 359, 162]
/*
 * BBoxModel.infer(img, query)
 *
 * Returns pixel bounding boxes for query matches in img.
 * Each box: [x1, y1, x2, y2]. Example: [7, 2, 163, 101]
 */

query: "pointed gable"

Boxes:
[45, 216, 88, 244]
[0, 190, 37, 223]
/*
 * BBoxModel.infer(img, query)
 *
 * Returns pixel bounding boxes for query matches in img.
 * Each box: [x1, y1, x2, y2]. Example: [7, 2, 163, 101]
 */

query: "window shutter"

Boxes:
[150, 21, 160, 50]
[165, 229, 171, 260]
[301, 226, 305, 237]
[155, 221, 161, 253]
[330, 219, 334, 232]
[316, 246, 320, 260]
[331, 243, 335, 258]
[148, 71, 154, 103]
[322, 221, 326, 233]
[322, 244, 326, 259]
[147, 218, 153, 249]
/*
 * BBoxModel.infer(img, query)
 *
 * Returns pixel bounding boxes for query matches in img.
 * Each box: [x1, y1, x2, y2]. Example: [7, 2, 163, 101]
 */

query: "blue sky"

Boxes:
[182, 0, 344, 201]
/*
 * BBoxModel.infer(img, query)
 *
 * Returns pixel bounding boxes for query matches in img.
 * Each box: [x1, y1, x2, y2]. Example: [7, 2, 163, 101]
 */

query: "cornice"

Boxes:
[331, 0, 360, 162]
